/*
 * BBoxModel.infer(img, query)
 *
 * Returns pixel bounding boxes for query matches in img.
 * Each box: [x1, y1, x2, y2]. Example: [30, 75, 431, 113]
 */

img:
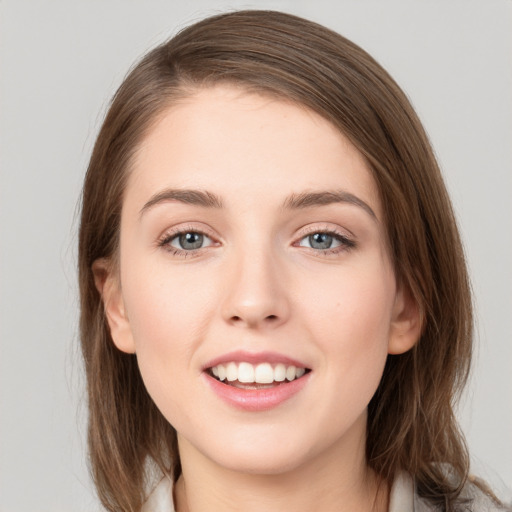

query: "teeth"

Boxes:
[217, 365, 226, 381]
[238, 362, 255, 383]
[226, 362, 238, 382]
[209, 362, 308, 384]
[274, 363, 286, 382]
[285, 365, 296, 381]
[254, 363, 274, 384]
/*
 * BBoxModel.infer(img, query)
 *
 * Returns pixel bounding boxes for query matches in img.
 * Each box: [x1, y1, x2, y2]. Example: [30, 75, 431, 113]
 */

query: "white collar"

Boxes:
[143, 471, 417, 512]
[389, 472, 416, 511]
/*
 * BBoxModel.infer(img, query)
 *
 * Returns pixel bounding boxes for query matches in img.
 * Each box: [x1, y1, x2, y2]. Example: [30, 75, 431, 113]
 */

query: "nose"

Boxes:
[221, 249, 290, 330]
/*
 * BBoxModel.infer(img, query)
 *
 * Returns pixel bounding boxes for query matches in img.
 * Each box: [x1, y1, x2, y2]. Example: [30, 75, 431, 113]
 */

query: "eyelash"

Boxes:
[157, 226, 356, 258]
[157, 225, 217, 258]
[296, 226, 356, 256]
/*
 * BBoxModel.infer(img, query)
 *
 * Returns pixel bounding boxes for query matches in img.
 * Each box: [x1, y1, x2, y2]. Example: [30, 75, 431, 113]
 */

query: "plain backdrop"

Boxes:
[0, 1, 510, 510]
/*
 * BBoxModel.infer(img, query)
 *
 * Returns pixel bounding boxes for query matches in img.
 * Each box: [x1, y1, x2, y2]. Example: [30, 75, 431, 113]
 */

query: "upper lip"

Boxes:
[202, 350, 310, 371]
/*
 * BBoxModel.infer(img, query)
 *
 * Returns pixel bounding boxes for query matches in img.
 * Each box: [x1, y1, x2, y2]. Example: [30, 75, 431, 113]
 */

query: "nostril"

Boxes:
[229, 314, 279, 325]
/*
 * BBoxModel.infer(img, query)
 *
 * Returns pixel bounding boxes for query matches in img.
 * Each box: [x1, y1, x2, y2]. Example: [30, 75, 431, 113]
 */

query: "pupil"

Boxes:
[309, 233, 332, 249]
[179, 232, 203, 250]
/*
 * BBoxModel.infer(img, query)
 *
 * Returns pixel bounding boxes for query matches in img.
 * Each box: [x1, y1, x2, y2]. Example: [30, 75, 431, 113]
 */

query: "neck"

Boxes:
[174, 420, 388, 512]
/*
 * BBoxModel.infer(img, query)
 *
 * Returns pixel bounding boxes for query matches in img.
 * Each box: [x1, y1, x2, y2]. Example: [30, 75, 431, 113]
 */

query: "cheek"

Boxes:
[119, 259, 219, 406]
[122, 255, 217, 345]
[299, 261, 395, 343]
[298, 262, 394, 389]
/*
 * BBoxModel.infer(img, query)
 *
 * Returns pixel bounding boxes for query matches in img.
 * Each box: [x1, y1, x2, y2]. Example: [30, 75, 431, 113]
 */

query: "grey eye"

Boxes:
[171, 232, 212, 250]
[298, 232, 344, 250]
[309, 233, 333, 249]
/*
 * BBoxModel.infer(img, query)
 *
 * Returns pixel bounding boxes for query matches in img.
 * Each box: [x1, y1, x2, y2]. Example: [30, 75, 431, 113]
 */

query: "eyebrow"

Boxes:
[140, 189, 224, 217]
[282, 190, 376, 219]
[139, 187, 376, 220]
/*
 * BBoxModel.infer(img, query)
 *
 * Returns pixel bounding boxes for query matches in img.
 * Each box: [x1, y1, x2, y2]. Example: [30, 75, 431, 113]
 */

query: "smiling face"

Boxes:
[96, 85, 419, 477]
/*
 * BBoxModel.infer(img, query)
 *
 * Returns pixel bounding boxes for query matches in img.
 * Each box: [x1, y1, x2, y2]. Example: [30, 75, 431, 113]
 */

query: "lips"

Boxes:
[202, 351, 312, 411]
[209, 362, 307, 387]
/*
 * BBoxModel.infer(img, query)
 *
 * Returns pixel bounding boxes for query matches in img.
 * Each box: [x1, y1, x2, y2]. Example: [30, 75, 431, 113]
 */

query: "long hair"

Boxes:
[79, 10, 474, 511]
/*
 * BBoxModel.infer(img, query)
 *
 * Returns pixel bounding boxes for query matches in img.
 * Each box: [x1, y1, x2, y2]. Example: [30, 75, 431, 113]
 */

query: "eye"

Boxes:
[157, 228, 216, 256]
[300, 232, 339, 250]
[169, 231, 214, 251]
[297, 231, 355, 253]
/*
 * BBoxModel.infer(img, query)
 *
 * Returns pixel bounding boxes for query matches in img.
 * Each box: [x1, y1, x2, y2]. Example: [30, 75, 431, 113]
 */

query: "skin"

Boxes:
[95, 85, 420, 512]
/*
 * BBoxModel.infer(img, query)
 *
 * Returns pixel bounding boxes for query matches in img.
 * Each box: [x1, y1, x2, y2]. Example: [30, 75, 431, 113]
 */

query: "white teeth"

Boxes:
[285, 365, 296, 381]
[238, 362, 255, 383]
[226, 362, 238, 382]
[209, 362, 308, 384]
[254, 363, 274, 384]
[274, 363, 286, 382]
[217, 365, 227, 381]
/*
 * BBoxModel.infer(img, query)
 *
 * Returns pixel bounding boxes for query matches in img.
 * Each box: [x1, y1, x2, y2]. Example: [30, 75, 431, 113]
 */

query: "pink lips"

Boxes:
[202, 350, 311, 412]
[202, 350, 308, 370]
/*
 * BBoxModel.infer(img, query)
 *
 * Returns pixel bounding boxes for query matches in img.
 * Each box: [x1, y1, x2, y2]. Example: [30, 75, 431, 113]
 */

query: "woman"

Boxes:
[79, 10, 507, 512]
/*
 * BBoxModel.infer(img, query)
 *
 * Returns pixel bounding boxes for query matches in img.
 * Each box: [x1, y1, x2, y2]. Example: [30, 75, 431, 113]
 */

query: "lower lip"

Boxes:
[203, 372, 311, 412]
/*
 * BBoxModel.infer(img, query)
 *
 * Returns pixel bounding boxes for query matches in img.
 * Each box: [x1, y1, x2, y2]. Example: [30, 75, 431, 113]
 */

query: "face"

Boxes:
[98, 85, 418, 476]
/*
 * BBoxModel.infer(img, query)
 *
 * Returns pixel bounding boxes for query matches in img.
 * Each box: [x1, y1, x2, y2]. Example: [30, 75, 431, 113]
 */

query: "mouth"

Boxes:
[207, 361, 311, 389]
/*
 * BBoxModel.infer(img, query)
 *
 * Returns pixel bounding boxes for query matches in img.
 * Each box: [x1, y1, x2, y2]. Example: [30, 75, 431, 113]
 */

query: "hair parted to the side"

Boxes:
[79, 10, 475, 512]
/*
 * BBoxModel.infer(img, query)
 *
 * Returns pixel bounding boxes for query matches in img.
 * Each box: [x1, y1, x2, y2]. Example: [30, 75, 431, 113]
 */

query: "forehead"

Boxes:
[127, 85, 381, 218]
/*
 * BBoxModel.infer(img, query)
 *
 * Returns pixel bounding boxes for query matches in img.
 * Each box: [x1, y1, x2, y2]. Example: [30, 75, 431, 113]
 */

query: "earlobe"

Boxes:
[92, 258, 136, 354]
[388, 283, 422, 355]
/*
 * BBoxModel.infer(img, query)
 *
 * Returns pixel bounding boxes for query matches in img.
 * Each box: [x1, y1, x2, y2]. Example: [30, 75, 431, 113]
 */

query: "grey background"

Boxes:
[1, 1, 510, 510]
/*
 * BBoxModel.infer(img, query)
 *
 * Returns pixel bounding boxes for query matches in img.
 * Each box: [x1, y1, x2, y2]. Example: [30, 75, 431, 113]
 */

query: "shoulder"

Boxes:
[415, 475, 511, 512]
[390, 471, 511, 512]
[456, 476, 512, 512]
[142, 475, 175, 512]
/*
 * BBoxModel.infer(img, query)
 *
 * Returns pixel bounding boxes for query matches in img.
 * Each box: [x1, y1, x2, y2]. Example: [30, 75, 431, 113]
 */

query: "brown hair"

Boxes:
[79, 10, 475, 511]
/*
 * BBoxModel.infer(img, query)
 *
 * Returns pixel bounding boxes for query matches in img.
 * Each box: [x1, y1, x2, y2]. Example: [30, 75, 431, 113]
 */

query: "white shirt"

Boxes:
[142, 471, 507, 512]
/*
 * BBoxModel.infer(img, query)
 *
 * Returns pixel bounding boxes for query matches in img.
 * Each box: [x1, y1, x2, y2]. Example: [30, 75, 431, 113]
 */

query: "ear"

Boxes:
[92, 258, 136, 354]
[388, 282, 422, 355]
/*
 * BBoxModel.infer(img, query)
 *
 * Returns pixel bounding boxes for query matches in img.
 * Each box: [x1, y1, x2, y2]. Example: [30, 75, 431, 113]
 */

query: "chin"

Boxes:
[213, 447, 309, 476]
[192, 426, 319, 476]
